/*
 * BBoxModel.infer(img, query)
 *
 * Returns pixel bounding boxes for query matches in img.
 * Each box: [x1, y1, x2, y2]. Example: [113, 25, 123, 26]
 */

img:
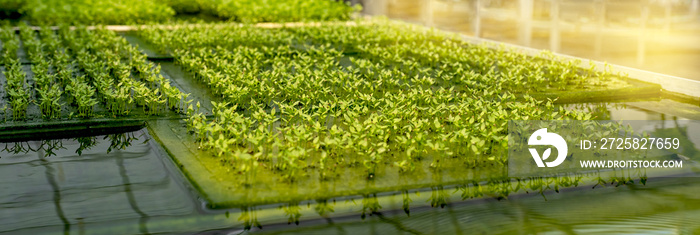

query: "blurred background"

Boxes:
[3, 0, 698, 81]
[354, 0, 700, 81]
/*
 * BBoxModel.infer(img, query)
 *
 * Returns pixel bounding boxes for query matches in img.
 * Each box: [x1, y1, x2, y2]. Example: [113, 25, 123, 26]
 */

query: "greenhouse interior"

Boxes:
[1, 0, 700, 234]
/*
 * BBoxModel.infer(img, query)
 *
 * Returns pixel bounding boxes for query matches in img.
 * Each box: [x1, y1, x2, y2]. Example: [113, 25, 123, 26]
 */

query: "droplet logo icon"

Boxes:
[528, 128, 568, 167]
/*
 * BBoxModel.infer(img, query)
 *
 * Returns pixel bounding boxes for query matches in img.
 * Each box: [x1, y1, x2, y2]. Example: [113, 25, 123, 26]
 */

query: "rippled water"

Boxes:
[254, 177, 700, 234]
[0, 130, 197, 234]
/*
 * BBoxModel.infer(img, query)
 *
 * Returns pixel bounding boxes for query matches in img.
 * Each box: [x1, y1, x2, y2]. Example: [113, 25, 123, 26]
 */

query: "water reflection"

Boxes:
[0, 129, 195, 234]
[342, 178, 700, 233]
[40, 152, 70, 235]
[0, 132, 144, 158]
[240, 206, 263, 230]
[75, 137, 97, 156]
[116, 149, 149, 235]
[212, 172, 638, 233]
[314, 199, 334, 218]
